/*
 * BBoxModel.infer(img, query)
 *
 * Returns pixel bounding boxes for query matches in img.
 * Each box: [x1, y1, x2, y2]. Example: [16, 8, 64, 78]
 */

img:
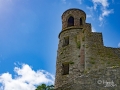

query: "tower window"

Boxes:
[80, 18, 83, 25]
[67, 16, 74, 27]
[62, 63, 69, 75]
[62, 36, 69, 47]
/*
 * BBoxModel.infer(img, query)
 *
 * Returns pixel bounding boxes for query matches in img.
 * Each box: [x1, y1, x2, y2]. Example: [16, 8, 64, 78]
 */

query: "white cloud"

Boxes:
[92, 0, 109, 9]
[99, 9, 113, 23]
[93, 3, 97, 10]
[86, 6, 93, 11]
[86, 0, 113, 26]
[0, 64, 54, 90]
[87, 15, 92, 18]
[102, 9, 113, 17]
[76, 0, 82, 4]
[92, 0, 113, 18]
[86, 7, 95, 20]
[118, 43, 120, 47]
[99, 9, 113, 21]
[92, 27, 96, 32]
[99, 15, 103, 21]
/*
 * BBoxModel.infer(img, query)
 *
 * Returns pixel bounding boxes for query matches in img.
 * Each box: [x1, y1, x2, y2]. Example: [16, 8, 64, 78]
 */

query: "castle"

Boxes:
[55, 8, 120, 90]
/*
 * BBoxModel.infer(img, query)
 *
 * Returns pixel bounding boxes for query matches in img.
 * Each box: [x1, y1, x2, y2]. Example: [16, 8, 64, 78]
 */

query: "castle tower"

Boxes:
[55, 8, 120, 90]
[55, 8, 92, 89]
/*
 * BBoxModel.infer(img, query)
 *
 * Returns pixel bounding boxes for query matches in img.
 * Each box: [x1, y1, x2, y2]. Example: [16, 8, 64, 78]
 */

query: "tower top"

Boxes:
[62, 8, 86, 18]
[61, 8, 86, 30]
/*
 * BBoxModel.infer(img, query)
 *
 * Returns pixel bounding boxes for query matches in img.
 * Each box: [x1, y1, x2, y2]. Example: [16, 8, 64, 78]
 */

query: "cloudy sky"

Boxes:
[0, 0, 120, 90]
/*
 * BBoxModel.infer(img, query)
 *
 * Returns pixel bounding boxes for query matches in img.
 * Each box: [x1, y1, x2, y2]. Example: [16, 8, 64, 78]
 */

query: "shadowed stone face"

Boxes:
[62, 36, 69, 47]
[62, 63, 69, 75]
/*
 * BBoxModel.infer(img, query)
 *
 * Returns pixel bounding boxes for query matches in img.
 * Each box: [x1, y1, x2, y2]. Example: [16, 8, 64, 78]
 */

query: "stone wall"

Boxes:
[55, 67, 120, 90]
[84, 28, 120, 71]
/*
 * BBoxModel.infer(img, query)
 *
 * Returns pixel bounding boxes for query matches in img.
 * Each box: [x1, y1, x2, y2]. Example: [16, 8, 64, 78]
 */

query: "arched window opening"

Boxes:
[67, 16, 74, 27]
[80, 18, 83, 25]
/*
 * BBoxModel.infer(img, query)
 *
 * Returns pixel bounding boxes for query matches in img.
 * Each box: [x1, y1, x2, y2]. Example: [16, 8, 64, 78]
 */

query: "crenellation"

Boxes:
[85, 23, 92, 32]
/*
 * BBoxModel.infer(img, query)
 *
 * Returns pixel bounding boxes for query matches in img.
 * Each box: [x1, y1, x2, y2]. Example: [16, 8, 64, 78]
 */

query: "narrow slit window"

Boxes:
[67, 16, 74, 27]
[62, 36, 69, 47]
[62, 63, 69, 75]
[80, 18, 83, 25]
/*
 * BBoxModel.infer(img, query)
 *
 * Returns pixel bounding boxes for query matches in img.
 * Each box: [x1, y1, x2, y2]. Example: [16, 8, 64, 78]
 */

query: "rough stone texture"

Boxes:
[55, 8, 120, 90]
[55, 67, 120, 90]
[61, 8, 86, 30]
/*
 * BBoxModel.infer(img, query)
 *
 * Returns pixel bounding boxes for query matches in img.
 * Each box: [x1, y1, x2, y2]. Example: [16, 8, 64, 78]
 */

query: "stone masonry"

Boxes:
[55, 8, 120, 90]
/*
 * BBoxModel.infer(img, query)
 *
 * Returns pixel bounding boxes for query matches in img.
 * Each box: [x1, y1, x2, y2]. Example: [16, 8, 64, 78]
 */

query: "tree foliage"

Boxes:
[35, 84, 54, 90]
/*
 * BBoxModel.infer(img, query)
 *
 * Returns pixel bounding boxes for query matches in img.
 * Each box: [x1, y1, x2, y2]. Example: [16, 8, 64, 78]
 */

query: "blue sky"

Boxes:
[0, 0, 120, 89]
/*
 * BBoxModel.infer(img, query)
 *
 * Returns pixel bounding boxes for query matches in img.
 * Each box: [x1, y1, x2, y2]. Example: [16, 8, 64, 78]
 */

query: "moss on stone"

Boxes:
[69, 61, 74, 64]
[89, 60, 95, 64]
[82, 36, 85, 41]
[77, 41, 81, 49]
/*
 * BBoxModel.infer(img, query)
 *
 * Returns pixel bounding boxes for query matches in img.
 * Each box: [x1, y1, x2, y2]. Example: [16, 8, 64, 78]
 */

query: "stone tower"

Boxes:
[55, 8, 90, 88]
[55, 8, 120, 90]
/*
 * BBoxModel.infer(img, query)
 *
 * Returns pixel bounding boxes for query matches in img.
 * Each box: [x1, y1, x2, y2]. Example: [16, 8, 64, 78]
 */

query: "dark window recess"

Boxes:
[62, 36, 69, 47]
[67, 16, 74, 27]
[62, 63, 69, 75]
[80, 18, 83, 25]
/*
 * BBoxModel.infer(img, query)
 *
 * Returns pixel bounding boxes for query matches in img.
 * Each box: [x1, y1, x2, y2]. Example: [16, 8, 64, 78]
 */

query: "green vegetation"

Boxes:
[85, 45, 88, 48]
[89, 57, 96, 64]
[35, 84, 54, 90]
[112, 66, 119, 68]
[78, 55, 80, 57]
[74, 36, 81, 49]
[88, 68, 90, 70]
[63, 62, 69, 64]
[82, 30, 84, 33]
[60, 52, 63, 55]
[84, 70, 88, 74]
[90, 57, 94, 60]
[89, 33, 92, 37]
[69, 61, 74, 64]
[107, 53, 113, 58]
[92, 44, 96, 47]
[77, 41, 81, 49]
[107, 61, 110, 64]
[82, 36, 85, 41]
[63, 47, 66, 50]
[89, 60, 95, 64]
[62, 56, 65, 59]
